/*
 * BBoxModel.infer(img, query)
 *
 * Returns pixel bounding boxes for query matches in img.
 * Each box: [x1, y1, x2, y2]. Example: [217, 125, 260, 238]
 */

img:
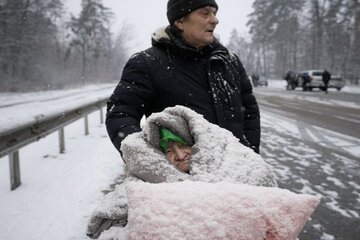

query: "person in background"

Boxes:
[322, 69, 331, 94]
[106, 0, 261, 158]
[301, 72, 311, 91]
[251, 73, 259, 87]
[284, 70, 296, 90]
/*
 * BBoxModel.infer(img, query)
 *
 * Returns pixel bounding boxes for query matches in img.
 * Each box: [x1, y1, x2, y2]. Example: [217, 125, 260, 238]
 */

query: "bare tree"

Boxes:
[349, 0, 360, 83]
[227, 29, 257, 75]
[107, 22, 133, 81]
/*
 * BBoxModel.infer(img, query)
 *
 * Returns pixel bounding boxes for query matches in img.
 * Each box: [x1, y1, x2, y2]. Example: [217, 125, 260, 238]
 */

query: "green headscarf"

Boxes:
[159, 127, 188, 153]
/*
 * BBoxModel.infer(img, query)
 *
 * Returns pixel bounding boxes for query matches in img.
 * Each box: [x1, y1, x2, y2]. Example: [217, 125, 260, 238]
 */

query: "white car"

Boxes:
[329, 75, 346, 90]
[296, 69, 345, 91]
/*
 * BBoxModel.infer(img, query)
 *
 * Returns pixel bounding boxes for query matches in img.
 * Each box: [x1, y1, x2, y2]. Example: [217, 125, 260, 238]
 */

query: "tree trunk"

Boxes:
[262, 43, 268, 78]
[81, 43, 87, 83]
[353, 0, 360, 50]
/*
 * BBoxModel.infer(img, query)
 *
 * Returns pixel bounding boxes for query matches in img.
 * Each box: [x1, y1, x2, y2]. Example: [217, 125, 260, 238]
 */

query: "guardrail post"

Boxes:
[59, 128, 65, 153]
[84, 115, 89, 135]
[100, 107, 104, 124]
[9, 151, 21, 190]
[0, 96, 109, 190]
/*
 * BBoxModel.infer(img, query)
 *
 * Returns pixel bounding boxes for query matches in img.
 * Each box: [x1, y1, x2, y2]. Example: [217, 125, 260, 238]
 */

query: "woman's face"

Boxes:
[165, 142, 192, 173]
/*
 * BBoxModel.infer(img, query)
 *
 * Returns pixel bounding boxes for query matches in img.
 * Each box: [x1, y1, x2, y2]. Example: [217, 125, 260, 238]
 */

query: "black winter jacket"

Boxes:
[106, 27, 260, 154]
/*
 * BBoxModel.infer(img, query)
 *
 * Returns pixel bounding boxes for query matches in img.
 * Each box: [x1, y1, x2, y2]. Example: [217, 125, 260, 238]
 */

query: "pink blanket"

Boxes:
[126, 181, 320, 240]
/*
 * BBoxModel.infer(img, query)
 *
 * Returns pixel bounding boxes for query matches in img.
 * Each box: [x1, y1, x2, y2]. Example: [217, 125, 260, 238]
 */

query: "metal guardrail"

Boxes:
[0, 96, 109, 190]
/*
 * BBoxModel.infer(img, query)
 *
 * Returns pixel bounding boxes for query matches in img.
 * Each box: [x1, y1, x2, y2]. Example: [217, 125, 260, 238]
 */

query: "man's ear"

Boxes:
[174, 18, 184, 30]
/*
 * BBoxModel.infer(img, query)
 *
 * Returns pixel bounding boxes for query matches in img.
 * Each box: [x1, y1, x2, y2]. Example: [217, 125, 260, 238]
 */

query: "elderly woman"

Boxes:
[121, 105, 276, 185]
[87, 106, 277, 239]
[159, 127, 192, 173]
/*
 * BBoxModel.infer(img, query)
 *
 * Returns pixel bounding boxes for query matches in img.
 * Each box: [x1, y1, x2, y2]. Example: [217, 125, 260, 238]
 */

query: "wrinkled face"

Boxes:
[175, 6, 219, 49]
[165, 142, 192, 173]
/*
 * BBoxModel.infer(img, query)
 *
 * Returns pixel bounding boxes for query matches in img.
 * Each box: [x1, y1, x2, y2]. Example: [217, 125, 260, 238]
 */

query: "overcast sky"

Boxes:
[64, 0, 255, 54]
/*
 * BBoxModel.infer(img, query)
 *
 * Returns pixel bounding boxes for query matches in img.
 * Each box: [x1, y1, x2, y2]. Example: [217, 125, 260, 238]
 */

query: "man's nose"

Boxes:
[210, 14, 219, 25]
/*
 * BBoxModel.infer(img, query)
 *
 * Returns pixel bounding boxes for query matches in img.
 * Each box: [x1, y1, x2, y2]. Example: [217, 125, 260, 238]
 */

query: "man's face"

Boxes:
[175, 6, 219, 49]
[165, 142, 192, 173]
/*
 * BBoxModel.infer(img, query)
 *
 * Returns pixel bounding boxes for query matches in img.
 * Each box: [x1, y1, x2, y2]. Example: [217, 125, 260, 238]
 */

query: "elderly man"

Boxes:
[106, 0, 261, 155]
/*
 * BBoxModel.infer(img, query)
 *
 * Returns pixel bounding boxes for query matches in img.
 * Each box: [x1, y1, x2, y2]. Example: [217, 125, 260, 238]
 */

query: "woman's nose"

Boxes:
[174, 147, 186, 161]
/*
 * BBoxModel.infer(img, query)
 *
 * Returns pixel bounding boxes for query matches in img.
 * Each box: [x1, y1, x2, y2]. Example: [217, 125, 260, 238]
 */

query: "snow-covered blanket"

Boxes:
[87, 106, 277, 238]
[126, 181, 320, 240]
[123, 105, 277, 186]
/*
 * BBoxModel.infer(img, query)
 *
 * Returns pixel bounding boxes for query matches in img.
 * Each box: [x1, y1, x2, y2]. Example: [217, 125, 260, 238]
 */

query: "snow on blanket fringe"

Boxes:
[125, 181, 320, 240]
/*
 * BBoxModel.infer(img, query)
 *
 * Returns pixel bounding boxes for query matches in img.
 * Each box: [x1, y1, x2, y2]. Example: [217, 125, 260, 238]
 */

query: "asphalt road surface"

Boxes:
[254, 87, 360, 240]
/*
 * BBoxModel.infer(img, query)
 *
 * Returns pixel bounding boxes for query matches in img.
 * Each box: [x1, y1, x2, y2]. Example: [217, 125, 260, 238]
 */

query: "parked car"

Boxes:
[329, 75, 346, 91]
[295, 69, 345, 91]
[257, 76, 268, 87]
[250, 74, 268, 87]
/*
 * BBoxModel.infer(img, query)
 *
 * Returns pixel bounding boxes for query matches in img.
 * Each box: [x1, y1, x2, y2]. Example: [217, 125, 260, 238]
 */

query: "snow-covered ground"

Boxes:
[0, 83, 359, 239]
[0, 85, 122, 240]
[0, 84, 115, 132]
[0, 110, 122, 240]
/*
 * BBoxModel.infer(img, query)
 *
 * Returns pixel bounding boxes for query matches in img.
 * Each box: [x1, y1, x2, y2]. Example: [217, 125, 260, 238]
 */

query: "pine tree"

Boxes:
[248, 0, 305, 76]
[0, 0, 63, 90]
[67, 0, 113, 83]
[247, 0, 359, 82]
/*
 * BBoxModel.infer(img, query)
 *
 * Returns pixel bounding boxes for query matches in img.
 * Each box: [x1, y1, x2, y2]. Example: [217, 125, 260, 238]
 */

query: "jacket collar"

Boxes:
[151, 26, 225, 58]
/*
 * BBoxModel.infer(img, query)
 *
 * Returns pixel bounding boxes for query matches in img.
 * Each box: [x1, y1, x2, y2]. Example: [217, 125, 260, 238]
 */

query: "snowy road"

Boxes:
[0, 82, 359, 240]
[255, 87, 360, 139]
[257, 89, 360, 138]
[254, 84, 360, 240]
[261, 114, 360, 240]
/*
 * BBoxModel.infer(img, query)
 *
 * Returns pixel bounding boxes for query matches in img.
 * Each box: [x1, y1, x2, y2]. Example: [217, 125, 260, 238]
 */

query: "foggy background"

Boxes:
[0, 0, 359, 92]
[64, 0, 255, 52]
